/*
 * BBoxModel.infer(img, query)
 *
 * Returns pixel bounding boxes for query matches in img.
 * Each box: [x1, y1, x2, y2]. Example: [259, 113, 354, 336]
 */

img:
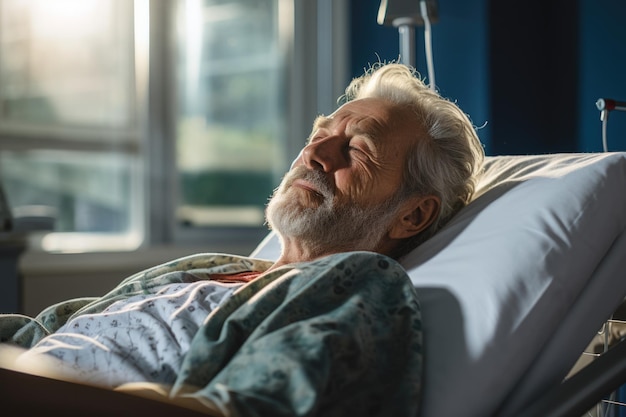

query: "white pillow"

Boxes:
[251, 152, 626, 417]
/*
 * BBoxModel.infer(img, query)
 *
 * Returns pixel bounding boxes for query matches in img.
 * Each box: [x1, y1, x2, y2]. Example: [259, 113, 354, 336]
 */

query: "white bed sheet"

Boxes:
[251, 152, 626, 417]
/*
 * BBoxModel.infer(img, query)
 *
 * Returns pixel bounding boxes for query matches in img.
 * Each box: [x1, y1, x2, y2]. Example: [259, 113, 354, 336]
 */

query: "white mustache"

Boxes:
[283, 166, 333, 200]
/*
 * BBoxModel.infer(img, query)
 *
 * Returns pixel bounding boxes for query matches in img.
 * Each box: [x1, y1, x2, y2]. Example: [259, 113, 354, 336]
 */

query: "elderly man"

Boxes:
[268, 63, 483, 266]
[0, 63, 483, 417]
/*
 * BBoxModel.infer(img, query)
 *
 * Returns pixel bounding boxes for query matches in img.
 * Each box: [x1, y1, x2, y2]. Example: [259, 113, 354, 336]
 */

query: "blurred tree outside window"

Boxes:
[175, 0, 287, 227]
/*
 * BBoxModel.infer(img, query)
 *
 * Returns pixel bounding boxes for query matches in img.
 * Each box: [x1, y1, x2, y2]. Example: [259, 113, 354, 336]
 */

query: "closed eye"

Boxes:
[348, 137, 374, 157]
[348, 145, 365, 154]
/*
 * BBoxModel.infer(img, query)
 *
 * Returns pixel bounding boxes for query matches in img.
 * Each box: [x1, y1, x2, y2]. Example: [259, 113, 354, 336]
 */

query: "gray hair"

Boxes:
[341, 63, 485, 257]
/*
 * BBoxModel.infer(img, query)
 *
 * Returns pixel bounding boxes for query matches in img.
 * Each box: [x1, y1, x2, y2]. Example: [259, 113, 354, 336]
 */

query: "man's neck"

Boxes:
[267, 234, 396, 272]
[267, 235, 334, 272]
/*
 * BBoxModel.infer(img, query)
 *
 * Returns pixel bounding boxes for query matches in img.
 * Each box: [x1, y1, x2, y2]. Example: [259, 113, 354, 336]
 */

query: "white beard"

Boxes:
[265, 166, 403, 256]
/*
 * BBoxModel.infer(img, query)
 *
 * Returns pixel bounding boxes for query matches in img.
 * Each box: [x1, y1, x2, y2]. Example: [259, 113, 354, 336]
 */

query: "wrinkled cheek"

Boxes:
[335, 183, 366, 207]
[334, 171, 372, 205]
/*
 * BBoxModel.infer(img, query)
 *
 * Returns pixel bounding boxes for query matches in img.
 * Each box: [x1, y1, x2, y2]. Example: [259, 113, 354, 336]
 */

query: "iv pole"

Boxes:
[377, 0, 438, 64]
[394, 17, 417, 68]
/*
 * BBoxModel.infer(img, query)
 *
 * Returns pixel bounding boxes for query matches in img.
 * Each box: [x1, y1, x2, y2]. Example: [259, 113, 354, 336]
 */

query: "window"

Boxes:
[0, 0, 142, 252]
[0, 0, 348, 253]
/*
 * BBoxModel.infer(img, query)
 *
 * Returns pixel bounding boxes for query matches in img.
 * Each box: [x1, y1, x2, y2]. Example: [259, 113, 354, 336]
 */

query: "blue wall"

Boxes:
[350, 0, 491, 150]
[349, 0, 626, 155]
[579, 0, 626, 152]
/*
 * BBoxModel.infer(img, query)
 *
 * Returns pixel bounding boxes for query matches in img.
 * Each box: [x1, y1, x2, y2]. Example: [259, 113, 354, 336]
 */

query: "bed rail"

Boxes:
[514, 324, 626, 417]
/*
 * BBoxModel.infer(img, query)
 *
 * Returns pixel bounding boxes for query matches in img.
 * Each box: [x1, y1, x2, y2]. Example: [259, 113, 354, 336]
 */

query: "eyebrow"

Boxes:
[352, 123, 383, 143]
[306, 115, 331, 143]
[310, 115, 383, 144]
[312, 115, 331, 131]
[307, 115, 382, 158]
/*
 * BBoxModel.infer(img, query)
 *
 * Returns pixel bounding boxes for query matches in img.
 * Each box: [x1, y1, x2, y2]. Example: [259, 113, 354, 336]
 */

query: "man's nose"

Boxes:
[301, 136, 346, 172]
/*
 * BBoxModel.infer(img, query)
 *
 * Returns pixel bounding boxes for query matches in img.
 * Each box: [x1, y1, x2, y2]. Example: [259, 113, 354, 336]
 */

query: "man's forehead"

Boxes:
[334, 97, 396, 116]
[314, 98, 397, 130]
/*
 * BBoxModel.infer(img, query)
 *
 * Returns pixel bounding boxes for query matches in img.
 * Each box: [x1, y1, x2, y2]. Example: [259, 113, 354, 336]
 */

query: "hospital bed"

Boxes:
[252, 152, 626, 417]
[1, 151, 626, 416]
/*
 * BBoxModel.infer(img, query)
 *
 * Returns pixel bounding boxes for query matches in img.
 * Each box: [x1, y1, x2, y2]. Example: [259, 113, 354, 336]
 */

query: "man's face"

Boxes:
[266, 97, 420, 252]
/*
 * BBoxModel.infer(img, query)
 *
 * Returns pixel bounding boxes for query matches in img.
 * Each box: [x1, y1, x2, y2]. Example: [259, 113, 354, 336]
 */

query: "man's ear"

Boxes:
[388, 195, 441, 240]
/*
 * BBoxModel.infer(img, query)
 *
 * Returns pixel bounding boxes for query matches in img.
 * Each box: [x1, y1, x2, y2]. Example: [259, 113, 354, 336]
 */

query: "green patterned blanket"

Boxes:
[0, 251, 423, 417]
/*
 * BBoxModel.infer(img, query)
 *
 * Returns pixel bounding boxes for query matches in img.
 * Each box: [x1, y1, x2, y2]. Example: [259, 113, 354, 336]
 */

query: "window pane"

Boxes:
[0, 0, 135, 131]
[0, 150, 138, 236]
[175, 0, 287, 227]
[0, 0, 142, 252]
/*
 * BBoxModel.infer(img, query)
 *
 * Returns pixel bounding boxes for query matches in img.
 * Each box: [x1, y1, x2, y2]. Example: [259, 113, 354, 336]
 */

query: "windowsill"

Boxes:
[19, 245, 207, 277]
[19, 240, 263, 277]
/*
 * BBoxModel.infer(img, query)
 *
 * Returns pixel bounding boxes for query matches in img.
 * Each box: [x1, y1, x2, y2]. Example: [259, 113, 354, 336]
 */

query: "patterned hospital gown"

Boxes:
[0, 251, 423, 417]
